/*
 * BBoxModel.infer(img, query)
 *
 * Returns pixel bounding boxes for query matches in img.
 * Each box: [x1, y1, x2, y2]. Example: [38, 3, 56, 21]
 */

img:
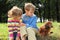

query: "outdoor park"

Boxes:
[0, 0, 60, 40]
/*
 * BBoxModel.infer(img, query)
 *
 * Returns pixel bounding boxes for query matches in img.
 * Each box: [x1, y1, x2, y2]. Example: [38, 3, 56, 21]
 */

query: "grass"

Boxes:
[0, 22, 60, 40]
[37, 22, 60, 40]
[0, 23, 8, 40]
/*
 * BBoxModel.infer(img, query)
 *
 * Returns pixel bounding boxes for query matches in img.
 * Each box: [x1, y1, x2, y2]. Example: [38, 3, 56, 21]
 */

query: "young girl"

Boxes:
[8, 6, 22, 40]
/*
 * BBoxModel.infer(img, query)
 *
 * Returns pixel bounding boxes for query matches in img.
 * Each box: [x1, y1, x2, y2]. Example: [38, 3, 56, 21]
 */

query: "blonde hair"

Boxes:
[8, 6, 23, 17]
[24, 3, 36, 11]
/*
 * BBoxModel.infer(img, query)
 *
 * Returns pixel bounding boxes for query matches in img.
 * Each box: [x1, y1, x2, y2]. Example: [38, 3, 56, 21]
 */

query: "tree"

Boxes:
[0, 0, 60, 22]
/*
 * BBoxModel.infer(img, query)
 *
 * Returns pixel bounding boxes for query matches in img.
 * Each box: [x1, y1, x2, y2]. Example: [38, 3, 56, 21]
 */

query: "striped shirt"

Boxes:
[8, 18, 21, 34]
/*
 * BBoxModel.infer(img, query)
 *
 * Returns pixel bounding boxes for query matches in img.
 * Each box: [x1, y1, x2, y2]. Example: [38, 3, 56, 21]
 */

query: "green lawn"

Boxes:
[0, 23, 8, 40]
[0, 22, 60, 40]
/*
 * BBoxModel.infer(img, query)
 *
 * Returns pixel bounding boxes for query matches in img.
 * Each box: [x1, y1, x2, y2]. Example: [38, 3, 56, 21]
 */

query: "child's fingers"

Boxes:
[20, 23, 26, 26]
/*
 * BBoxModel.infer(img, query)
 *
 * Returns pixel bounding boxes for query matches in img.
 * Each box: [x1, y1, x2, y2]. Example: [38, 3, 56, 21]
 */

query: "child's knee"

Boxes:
[9, 37, 13, 40]
[16, 37, 20, 40]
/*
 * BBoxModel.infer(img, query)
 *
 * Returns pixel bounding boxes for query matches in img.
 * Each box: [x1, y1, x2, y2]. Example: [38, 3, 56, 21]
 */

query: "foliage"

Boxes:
[0, 0, 60, 22]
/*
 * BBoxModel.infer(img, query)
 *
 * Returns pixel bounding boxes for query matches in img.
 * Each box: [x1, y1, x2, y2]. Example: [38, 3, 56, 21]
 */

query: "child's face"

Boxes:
[25, 9, 34, 17]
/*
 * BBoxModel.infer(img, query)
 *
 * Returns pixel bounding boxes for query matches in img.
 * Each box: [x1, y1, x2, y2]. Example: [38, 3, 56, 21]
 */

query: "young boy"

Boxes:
[20, 3, 39, 40]
[8, 6, 22, 40]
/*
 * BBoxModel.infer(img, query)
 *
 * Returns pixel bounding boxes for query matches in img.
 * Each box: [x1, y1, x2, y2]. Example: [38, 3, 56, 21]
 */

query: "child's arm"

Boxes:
[19, 19, 26, 26]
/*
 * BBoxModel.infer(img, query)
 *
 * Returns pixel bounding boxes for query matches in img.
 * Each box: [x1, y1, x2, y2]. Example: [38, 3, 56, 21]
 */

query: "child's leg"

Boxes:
[9, 33, 13, 40]
[9, 37, 13, 40]
[16, 32, 21, 40]
[21, 35, 27, 40]
[27, 28, 37, 40]
[20, 26, 27, 40]
[16, 37, 20, 40]
[13, 32, 17, 40]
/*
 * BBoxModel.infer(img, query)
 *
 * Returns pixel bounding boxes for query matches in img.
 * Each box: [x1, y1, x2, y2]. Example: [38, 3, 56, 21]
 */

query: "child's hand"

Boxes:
[20, 23, 26, 26]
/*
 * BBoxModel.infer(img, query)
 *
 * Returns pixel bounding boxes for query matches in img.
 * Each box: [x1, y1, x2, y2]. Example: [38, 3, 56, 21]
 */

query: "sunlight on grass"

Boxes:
[0, 23, 8, 40]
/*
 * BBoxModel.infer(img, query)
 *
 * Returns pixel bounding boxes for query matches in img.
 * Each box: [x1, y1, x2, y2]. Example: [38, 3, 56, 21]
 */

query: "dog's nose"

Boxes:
[50, 32, 53, 34]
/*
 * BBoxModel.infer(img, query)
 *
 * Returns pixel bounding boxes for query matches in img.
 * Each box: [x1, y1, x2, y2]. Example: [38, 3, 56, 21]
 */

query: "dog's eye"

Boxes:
[45, 26, 50, 30]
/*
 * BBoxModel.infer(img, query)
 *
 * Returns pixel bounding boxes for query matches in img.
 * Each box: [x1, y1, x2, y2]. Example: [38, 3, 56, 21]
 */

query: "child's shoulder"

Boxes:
[33, 14, 37, 18]
[33, 14, 36, 16]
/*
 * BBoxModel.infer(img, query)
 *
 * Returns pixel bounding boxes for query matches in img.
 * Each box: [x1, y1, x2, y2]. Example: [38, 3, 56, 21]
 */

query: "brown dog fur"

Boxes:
[39, 21, 53, 36]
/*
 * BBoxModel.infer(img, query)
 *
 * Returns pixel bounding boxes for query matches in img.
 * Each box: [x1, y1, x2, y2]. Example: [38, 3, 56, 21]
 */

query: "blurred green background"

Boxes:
[0, 0, 60, 23]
